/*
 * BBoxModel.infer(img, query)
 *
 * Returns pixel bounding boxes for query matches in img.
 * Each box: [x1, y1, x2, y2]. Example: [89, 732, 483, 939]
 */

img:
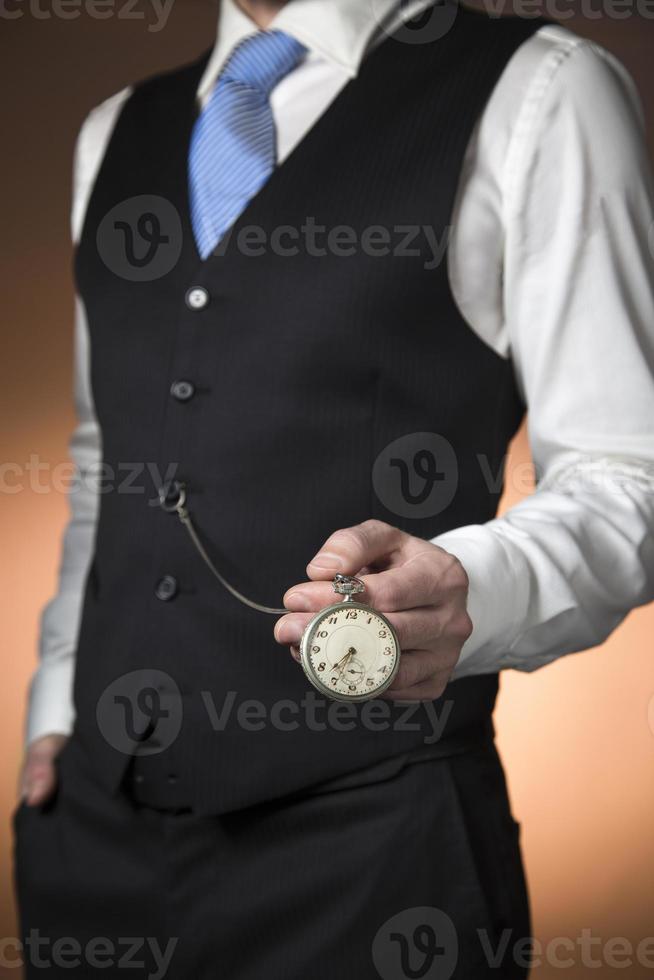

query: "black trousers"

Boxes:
[14, 735, 530, 979]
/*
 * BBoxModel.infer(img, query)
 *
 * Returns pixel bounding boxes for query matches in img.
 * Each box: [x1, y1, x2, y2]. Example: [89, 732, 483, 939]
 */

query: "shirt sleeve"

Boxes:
[439, 32, 654, 677]
[26, 90, 130, 744]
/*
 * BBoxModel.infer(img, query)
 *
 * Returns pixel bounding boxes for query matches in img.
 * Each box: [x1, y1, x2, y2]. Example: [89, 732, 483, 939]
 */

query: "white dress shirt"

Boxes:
[27, 0, 654, 744]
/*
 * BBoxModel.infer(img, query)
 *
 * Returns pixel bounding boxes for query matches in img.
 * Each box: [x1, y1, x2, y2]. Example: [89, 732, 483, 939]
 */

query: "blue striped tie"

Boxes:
[189, 30, 307, 259]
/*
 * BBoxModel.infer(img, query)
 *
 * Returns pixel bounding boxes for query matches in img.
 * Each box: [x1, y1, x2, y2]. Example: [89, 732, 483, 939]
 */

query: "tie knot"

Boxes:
[222, 30, 307, 97]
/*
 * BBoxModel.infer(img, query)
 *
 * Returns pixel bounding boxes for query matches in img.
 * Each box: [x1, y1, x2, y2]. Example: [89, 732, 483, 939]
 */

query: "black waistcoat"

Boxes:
[73, 6, 545, 814]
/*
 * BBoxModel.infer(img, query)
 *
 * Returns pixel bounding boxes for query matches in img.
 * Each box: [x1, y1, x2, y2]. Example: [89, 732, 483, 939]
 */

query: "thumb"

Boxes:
[20, 734, 69, 807]
[307, 520, 406, 580]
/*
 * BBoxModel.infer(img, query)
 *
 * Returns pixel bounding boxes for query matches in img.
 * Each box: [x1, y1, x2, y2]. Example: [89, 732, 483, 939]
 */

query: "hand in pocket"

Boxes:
[19, 734, 69, 806]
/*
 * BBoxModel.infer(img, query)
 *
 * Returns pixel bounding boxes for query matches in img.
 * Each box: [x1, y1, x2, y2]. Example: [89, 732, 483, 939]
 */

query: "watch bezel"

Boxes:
[299, 600, 402, 703]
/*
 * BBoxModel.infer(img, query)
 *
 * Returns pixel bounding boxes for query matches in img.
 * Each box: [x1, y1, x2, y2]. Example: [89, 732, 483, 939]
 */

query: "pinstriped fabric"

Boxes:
[189, 30, 307, 259]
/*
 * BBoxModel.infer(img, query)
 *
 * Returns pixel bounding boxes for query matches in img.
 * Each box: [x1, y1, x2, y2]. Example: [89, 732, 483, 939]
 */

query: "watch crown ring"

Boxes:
[332, 574, 365, 596]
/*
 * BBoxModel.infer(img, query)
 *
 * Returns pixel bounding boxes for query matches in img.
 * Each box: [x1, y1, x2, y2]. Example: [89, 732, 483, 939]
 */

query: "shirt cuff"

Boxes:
[26, 656, 76, 746]
[431, 522, 532, 677]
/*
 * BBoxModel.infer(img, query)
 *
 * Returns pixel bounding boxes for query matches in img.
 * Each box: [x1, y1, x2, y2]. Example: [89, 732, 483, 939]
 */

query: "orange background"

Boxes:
[1, 2, 653, 976]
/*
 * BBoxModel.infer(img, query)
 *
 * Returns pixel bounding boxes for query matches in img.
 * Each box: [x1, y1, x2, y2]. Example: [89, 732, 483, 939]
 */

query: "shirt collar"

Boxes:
[197, 0, 404, 104]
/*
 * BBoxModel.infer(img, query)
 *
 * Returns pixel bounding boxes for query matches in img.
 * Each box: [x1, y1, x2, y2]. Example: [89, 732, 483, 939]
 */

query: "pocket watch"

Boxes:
[161, 487, 400, 702]
[299, 574, 401, 702]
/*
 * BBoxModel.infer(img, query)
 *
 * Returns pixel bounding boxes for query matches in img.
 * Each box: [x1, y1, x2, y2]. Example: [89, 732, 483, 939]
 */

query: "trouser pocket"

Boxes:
[442, 745, 531, 978]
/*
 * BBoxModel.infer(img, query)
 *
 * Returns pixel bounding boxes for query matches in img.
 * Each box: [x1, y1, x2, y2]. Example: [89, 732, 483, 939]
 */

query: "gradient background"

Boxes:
[1, 1, 653, 975]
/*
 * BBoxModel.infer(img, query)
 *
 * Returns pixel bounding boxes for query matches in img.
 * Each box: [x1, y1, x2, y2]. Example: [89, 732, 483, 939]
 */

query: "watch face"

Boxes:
[300, 602, 400, 702]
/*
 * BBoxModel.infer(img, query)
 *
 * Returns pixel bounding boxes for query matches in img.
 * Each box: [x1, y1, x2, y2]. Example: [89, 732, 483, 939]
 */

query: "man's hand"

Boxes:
[19, 734, 69, 806]
[274, 520, 473, 701]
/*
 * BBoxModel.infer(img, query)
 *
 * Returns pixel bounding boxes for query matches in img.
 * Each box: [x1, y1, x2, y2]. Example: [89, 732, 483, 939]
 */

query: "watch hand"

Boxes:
[332, 647, 357, 673]
[332, 647, 356, 675]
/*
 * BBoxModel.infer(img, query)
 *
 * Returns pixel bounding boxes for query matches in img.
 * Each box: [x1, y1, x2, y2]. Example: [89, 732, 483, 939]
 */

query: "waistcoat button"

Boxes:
[170, 380, 195, 402]
[155, 575, 178, 602]
[185, 287, 209, 310]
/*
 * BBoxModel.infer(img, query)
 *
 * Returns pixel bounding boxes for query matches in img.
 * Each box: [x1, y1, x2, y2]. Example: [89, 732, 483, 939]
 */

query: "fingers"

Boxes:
[276, 618, 455, 702]
[276, 612, 461, 701]
[380, 675, 451, 703]
[383, 608, 442, 649]
[274, 608, 433, 650]
[22, 756, 57, 807]
[307, 520, 406, 580]
[276, 604, 453, 651]
[274, 612, 313, 646]
[278, 530, 471, 697]
[385, 648, 454, 697]
[286, 556, 442, 614]
[20, 734, 68, 807]
[283, 583, 334, 612]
